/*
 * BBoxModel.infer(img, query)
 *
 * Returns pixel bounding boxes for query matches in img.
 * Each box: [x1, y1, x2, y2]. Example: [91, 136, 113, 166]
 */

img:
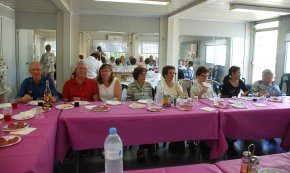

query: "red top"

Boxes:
[62, 78, 99, 101]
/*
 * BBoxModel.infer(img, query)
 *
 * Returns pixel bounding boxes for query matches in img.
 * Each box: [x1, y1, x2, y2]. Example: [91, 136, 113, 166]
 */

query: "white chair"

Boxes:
[178, 79, 192, 97]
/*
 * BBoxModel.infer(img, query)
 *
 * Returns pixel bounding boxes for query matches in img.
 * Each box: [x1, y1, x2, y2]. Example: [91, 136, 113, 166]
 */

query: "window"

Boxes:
[285, 42, 290, 73]
[205, 44, 227, 66]
[93, 40, 128, 58]
[252, 20, 279, 83]
[139, 42, 159, 59]
[231, 38, 245, 73]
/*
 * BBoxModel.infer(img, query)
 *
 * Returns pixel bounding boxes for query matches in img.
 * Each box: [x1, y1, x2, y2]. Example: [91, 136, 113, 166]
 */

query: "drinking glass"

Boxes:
[10, 99, 18, 109]
[146, 98, 153, 107]
[3, 107, 12, 122]
[35, 106, 44, 119]
[73, 97, 80, 107]
[192, 96, 198, 106]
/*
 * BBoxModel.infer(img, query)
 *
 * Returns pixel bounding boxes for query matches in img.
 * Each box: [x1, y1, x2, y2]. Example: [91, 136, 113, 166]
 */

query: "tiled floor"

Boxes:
[54, 139, 287, 173]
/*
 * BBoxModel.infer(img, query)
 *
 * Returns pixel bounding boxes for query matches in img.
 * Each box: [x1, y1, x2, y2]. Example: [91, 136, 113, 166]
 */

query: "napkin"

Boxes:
[253, 103, 267, 107]
[0, 103, 12, 109]
[9, 127, 37, 135]
[200, 107, 215, 112]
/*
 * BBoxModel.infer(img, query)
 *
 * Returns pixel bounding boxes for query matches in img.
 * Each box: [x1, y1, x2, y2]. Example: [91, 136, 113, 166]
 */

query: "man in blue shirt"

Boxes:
[16, 62, 59, 103]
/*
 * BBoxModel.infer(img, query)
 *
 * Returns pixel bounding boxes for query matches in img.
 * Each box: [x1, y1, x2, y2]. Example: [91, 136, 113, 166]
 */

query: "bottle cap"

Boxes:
[249, 155, 259, 165]
[242, 151, 251, 158]
[109, 127, 117, 135]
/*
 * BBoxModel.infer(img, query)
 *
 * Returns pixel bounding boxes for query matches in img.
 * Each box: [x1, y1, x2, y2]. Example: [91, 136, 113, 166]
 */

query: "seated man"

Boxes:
[62, 61, 99, 102]
[16, 62, 59, 103]
[251, 69, 281, 96]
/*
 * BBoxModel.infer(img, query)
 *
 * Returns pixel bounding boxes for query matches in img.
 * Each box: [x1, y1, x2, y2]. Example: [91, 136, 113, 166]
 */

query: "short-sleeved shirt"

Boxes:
[62, 78, 99, 101]
[16, 76, 59, 100]
[162, 80, 183, 98]
[190, 80, 216, 98]
[221, 79, 249, 98]
[251, 80, 281, 96]
[40, 52, 56, 73]
[127, 81, 152, 101]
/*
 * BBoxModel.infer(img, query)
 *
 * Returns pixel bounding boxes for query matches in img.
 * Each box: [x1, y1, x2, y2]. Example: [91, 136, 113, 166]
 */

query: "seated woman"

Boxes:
[96, 64, 122, 102]
[251, 69, 281, 96]
[162, 65, 184, 97]
[127, 66, 158, 162]
[190, 66, 216, 98]
[221, 66, 249, 98]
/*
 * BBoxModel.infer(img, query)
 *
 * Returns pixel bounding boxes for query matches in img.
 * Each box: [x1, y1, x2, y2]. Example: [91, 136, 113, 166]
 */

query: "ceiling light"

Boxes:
[230, 4, 290, 16]
[94, 0, 170, 5]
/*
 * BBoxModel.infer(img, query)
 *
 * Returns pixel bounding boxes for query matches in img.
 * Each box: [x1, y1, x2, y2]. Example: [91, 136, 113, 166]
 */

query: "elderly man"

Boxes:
[251, 69, 281, 96]
[16, 62, 59, 103]
[62, 61, 99, 102]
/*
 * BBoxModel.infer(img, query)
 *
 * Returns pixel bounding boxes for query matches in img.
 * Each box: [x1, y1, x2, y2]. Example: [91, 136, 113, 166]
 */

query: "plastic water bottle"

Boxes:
[104, 127, 123, 173]
[155, 81, 164, 107]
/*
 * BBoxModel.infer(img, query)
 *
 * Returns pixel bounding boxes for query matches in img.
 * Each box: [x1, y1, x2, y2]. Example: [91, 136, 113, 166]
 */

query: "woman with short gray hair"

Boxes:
[251, 69, 281, 96]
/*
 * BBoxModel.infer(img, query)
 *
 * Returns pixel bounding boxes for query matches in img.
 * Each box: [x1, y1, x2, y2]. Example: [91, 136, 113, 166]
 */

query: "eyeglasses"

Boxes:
[200, 74, 209, 78]
[139, 72, 147, 76]
[101, 70, 111, 73]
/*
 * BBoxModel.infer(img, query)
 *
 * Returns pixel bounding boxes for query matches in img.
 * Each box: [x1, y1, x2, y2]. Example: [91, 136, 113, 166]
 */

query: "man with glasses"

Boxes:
[16, 61, 59, 103]
[62, 61, 99, 102]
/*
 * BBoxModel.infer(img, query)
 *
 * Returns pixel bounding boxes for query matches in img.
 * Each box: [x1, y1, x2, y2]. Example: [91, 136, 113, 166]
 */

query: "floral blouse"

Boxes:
[190, 80, 216, 98]
[40, 52, 56, 73]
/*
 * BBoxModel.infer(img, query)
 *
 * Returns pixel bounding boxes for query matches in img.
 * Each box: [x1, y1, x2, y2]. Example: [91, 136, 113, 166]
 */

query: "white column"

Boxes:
[167, 16, 180, 71]
[132, 34, 139, 59]
[159, 16, 168, 72]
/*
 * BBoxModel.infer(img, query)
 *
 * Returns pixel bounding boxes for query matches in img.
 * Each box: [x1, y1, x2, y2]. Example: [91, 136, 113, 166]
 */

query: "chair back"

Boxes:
[207, 79, 221, 95]
[279, 73, 290, 95]
[178, 79, 192, 97]
[211, 65, 224, 83]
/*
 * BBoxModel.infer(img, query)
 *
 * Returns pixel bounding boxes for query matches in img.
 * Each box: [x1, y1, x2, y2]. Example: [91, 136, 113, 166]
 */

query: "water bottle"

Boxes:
[104, 127, 123, 173]
[155, 81, 164, 107]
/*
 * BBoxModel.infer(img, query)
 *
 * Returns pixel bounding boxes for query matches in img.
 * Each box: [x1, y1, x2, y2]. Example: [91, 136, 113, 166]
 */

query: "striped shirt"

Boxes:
[127, 81, 152, 101]
[251, 80, 281, 96]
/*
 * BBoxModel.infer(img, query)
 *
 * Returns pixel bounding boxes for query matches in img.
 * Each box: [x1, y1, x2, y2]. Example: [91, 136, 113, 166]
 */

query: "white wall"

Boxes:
[180, 19, 246, 38]
[80, 14, 159, 33]
[0, 4, 16, 99]
[15, 12, 56, 30]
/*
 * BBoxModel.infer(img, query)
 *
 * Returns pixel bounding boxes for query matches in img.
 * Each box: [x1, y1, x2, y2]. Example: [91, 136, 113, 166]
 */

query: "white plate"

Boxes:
[138, 99, 153, 104]
[0, 135, 22, 148]
[209, 97, 224, 102]
[176, 104, 193, 111]
[228, 100, 243, 104]
[231, 103, 247, 109]
[241, 97, 260, 101]
[27, 100, 43, 106]
[71, 101, 90, 105]
[55, 104, 74, 110]
[3, 122, 29, 132]
[106, 100, 122, 105]
[12, 113, 36, 120]
[84, 105, 95, 110]
[0, 114, 3, 120]
[214, 103, 232, 109]
[258, 168, 289, 173]
[253, 103, 268, 107]
[147, 106, 164, 112]
[268, 98, 282, 102]
[129, 103, 146, 109]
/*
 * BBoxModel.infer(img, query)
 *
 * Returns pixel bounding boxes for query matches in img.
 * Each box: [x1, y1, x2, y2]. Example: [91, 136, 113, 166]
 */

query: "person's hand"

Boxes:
[20, 94, 33, 103]
[51, 97, 57, 103]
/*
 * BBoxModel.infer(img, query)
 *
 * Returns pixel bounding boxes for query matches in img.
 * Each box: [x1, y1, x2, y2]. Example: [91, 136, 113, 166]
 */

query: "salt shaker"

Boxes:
[248, 155, 259, 173]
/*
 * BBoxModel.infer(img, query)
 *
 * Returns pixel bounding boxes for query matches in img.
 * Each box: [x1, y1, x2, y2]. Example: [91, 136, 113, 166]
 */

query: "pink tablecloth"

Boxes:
[215, 152, 290, 172]
[0, 104, 62, 173]
[125, 164, 222, 173]
[56, 102, 227, 161]
[200, 98, 290, 150]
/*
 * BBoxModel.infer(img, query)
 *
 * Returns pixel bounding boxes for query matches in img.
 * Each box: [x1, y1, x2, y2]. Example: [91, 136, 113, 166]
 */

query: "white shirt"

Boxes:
[162, 80, 183, 97]
[98, 77, 117, 102]
[83, 56, 100, 79]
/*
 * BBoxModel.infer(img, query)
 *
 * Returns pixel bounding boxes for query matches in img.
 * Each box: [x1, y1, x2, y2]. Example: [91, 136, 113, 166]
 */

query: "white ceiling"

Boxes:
[0, 0, 290, 22]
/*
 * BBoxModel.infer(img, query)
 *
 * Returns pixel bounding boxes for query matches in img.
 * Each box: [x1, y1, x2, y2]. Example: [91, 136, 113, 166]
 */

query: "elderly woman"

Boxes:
[96, 64, 122, 101]
[162, 65, 184, 97]
[251, 69, 281, 96]
[221, 66, 249, 98]
[127, 66, 152, 101]
[126, 66, 158, 162]
[190, 66, 216, 98]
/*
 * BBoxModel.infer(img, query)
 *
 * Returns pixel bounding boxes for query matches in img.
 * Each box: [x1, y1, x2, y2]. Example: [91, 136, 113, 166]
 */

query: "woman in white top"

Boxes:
[96, 64, 122, 101]
[190, 66, 216, 98]
[161, 65, 184, 97]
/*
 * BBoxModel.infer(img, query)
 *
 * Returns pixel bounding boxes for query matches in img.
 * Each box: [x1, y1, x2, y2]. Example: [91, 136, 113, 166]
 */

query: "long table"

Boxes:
[55, 101, 227, 162]
[200, 98, 290, 151]
[125, 164, 223, 173]
[0, 104, 62, 173]
[216, 152, 290, 172]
